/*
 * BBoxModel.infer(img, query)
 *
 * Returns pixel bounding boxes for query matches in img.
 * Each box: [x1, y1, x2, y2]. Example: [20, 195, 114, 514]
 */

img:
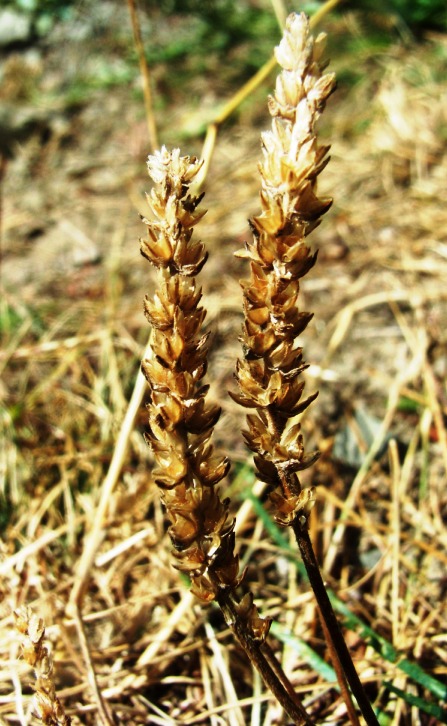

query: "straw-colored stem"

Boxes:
[71, 607, 116, 726]
[127, 0, 158, 152]
[68, 342, 151, 612]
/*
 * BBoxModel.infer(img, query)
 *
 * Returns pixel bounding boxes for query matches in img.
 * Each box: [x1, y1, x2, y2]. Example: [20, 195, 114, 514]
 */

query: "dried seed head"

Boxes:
[234, 13, 335, 525]
[141, 147, 268, 642]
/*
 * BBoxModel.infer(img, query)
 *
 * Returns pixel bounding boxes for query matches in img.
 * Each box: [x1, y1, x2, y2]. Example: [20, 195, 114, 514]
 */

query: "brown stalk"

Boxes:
[232, 12, 378, 724]
[140, 148, 312, 724]
[293, 522, 378, 726]
[217, 592, 312, 724]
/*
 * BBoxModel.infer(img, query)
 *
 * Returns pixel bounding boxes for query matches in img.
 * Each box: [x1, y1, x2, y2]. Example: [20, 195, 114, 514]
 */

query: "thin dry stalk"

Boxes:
[203, 620, 245, 726]
[70, 607, 115, 726]
[126, 0, 158, 152]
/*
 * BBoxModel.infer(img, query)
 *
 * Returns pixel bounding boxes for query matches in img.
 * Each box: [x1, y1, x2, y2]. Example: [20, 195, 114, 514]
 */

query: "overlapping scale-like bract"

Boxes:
[141, 147, 270, 640]
[233, 13, 336, 525]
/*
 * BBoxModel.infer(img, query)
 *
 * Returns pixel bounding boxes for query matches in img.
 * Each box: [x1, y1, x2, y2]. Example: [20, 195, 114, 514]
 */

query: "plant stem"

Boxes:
[261, 639, 310, 709]
[217, 592, 314, 726]
[126, 0, 158, 151]
[292, 522, 380, 726]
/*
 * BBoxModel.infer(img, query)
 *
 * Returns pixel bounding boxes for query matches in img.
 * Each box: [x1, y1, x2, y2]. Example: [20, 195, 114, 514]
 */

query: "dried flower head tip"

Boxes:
[147, 145, 202, 187]
[140, 146, 207, 275]
[256, 12, 336, 240]
[14, 608, 71, 726]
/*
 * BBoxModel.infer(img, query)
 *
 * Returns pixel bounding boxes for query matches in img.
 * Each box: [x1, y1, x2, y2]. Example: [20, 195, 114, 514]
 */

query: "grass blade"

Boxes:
[383, 681, 447, 723]
[269, 622, 337, 684]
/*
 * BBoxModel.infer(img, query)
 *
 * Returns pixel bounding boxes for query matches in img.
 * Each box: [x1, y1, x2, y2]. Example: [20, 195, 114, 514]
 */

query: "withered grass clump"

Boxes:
[232, 13, 336, 527]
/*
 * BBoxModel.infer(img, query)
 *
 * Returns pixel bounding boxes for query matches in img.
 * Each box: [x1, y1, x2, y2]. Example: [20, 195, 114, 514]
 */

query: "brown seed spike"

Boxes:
[140, 147, 267, 646]
[234, 12, 335, 527]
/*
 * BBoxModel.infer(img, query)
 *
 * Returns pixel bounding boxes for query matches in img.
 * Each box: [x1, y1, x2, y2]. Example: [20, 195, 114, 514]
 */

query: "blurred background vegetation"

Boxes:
[8, 0, 447, 33]
[2, 0, 445, 144]
[6, 0, 447, 63]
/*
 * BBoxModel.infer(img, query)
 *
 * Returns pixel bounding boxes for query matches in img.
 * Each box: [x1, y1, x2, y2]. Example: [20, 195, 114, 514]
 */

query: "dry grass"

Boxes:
[1, 8, 447, 725]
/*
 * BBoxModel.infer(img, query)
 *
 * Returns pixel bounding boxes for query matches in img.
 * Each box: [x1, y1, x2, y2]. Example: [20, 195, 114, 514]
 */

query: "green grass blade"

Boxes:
[269, 621, 337, 684]
[383, 681, 447, 723]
